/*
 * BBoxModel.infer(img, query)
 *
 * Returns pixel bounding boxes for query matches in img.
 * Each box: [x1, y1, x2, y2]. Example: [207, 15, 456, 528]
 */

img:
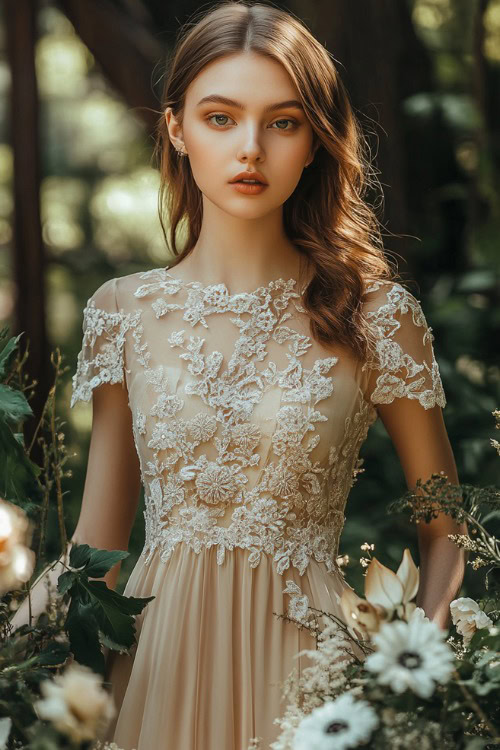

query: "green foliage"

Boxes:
[0, 333, 155, 749]
[59, 544, 154, 675]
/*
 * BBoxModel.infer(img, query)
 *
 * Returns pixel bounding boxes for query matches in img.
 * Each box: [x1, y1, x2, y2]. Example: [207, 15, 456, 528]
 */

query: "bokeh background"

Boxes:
[1, 0, 499, 595]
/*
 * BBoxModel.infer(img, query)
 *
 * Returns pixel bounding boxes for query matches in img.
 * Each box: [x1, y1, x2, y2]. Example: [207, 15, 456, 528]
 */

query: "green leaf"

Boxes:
[69, 543, 92, 569]
[66, 598, 105, 675]
[0, 330, 23, 379]
[57, 570, 77, 596]
[83, 580, 154, 650]
[84, 548, 130, 578]
[0, 384, 33, 423]
[0, 421, 42, 504]
[36, 641, 71, 667]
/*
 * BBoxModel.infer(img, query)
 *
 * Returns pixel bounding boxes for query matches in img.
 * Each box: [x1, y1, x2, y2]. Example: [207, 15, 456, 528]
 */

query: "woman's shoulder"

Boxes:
[86, 269, 155, 314]
[361, 277, 423, 316]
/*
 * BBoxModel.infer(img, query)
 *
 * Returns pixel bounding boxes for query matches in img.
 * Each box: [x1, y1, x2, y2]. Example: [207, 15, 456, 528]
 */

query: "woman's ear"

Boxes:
[305, 138, 320, 167]
[164, 107, 186, 153]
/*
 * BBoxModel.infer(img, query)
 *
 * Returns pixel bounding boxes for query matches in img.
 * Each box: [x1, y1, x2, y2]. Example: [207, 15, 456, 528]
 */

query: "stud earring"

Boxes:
[176, 146, 187, 157]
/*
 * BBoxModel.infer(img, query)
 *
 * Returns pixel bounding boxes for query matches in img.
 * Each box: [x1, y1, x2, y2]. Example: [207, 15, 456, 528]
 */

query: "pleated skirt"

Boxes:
[103, 544, 352, 750]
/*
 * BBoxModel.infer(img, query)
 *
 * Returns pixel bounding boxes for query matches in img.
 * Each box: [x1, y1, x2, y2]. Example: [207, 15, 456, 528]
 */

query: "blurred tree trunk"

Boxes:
[56, 0, 164, 135]
[288, 0, 433, 275]
[5, 0, 49, 463]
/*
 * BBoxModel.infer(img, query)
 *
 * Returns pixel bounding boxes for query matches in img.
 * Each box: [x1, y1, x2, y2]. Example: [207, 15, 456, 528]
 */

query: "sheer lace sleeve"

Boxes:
[70, 277, 129, 407]
[361, 280, 447, 410]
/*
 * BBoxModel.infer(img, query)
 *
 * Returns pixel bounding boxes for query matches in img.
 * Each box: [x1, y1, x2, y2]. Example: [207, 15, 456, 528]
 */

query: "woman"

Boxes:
[13, 2, 467, 748]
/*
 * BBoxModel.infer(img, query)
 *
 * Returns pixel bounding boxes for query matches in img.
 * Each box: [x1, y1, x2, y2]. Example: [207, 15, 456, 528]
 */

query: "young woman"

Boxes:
[13, 2, 467, 748]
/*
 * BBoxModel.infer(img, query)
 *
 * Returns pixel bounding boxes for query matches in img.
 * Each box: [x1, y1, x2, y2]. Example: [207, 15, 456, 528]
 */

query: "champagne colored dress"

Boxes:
[70, 268, 446, 750]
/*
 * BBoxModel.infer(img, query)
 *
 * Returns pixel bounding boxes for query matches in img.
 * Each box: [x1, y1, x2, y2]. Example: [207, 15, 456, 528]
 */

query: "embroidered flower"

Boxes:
[195, 462, 242, 505]
[148, 422, 178, 452]
[151, 393, 184, 419]
[188, 413, 218, 442]
[282, 580, 310, 622]
[134, 409, 146, 436]
[152, 297, 170, 318]
[168, 329, 185, 347]
[267, 465, 300, 499]
[203, 284, 229, 308]
[231, 423, 261, 452]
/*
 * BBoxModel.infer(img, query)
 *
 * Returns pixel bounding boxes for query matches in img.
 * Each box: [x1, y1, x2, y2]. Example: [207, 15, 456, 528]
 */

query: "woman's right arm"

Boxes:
[10, 378, 141, 629]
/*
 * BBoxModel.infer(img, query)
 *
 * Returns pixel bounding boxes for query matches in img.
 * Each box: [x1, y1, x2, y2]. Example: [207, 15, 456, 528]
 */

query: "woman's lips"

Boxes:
[230, 182, 269, 195]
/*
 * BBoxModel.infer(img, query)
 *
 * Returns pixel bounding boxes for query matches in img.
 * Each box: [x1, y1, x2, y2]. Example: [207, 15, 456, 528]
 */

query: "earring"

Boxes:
[176, 146, 187, 157]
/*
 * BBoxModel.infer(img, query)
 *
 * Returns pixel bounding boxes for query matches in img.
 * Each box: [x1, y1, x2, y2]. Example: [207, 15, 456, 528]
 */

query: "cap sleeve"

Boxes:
[70, 277, 129, 408]
[361, 280, 447, 410]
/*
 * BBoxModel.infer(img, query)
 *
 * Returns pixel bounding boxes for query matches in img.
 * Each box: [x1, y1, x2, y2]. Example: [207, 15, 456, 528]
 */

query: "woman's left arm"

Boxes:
[377, 397, 468, 630]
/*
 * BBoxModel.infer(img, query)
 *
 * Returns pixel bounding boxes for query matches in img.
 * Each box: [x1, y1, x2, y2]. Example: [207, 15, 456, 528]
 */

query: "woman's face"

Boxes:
[165, 51, 317, 219]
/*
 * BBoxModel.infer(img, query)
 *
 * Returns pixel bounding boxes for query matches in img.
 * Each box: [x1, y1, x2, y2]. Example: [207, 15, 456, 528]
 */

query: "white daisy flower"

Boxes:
[364, 617, 455, 698]
[292, 693, 379, 750]
[450, 597, 493, 645]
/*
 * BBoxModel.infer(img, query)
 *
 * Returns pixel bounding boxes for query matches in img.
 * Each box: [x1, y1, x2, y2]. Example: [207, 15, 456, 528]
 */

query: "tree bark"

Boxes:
[5, 0, 49, 463]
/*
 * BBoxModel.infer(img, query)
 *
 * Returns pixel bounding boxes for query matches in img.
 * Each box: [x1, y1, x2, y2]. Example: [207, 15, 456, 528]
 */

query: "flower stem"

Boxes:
[452, 669, 499, 739]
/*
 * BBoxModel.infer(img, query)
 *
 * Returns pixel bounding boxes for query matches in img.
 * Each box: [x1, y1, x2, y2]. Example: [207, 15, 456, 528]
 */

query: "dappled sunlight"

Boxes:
[41, 176, 88, 254]
[90, 167, 165, 262]
[485, 0, 500, 62]
[36, 27, 91, 99]
[412, 0, 453, 32]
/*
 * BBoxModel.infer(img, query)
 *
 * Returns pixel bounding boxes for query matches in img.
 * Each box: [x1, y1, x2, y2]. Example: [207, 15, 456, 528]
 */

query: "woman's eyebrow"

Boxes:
[196, 94, 304, 112]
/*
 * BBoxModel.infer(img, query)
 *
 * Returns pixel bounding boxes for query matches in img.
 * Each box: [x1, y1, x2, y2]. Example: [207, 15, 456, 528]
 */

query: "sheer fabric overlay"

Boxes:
[70, 269, 446, 749]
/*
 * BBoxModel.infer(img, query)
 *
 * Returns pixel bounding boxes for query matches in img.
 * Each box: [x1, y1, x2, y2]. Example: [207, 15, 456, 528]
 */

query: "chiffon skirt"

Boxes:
[103, 544, 352, 750]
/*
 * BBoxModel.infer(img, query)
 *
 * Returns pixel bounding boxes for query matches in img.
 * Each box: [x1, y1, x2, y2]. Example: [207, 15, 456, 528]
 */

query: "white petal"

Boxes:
[365, 558, 404, 609]
[396, 548, 419, 602]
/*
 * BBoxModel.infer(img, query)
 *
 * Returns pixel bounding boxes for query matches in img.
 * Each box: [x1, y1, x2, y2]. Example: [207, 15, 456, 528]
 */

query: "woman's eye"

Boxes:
[207, 114, 232, 127]
[206, 114, 298, 130]
[272, 119, 298, 130]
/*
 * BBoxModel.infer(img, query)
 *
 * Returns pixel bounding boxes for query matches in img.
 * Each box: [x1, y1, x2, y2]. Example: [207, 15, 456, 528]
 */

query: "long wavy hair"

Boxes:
[152, 0, 401, 362]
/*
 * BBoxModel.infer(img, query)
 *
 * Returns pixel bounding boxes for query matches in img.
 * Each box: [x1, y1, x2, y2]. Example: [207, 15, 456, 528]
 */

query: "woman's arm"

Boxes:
[377, 397, 467, 630]
[10, 380, 141, 629]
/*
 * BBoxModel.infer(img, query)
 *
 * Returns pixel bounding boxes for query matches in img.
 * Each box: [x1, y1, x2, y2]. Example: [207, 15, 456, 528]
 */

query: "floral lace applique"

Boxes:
[128, 269, 377, 576]
[70, 271, 446, 578]
[361, 280, 446, 410]
[70, 292, 141, 407]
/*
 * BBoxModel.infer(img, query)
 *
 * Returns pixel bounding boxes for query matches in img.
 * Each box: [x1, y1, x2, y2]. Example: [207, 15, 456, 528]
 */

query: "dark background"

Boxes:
[1, 0, 499, 595]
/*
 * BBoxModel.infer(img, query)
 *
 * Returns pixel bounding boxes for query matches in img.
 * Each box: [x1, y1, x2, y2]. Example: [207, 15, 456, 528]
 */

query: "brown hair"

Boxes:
[152, 0, 401, 361]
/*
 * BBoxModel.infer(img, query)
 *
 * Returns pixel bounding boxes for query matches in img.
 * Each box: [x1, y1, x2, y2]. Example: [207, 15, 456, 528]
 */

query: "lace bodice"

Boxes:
[70, 268, 446, 577]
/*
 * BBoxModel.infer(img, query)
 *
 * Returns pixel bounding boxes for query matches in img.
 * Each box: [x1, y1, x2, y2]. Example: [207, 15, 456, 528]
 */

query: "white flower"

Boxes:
[364, 617, 455, 698]
[0, 498, 35, 595]
[340, 548, 419, 639]
[364, 547, 419, 621]
[408, 606, 430, 623]
[293, 693, 379, 750]
[450, 597, 493, 645]
[34, 662, 115, 742]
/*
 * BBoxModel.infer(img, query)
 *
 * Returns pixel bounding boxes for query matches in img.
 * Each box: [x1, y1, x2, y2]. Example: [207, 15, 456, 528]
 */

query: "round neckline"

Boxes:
[163, 268, 301, 298]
